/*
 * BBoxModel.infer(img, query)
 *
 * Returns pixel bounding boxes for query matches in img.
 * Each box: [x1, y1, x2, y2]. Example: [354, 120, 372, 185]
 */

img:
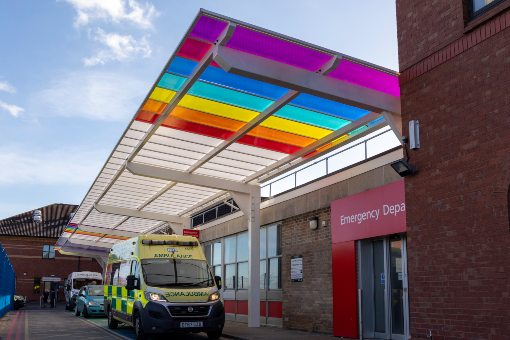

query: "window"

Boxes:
[204, 224, 282, 292]
[471, 0, 505, 17]
[42, 245, 55, 259]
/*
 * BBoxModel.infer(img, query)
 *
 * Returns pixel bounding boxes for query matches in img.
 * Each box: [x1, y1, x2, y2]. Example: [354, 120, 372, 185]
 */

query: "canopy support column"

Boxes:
[231, 187, 261, 327]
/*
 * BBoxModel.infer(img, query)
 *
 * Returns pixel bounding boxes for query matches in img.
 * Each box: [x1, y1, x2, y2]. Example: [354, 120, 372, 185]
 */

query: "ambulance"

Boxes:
[104, 234, 224, 339]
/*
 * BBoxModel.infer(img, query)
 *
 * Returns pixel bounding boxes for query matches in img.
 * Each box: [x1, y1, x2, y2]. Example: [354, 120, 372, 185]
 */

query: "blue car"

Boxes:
[74, 285, 105, 317]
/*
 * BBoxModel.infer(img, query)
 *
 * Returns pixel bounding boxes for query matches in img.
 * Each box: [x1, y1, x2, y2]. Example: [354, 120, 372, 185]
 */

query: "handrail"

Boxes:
[261, 128, 400, 197]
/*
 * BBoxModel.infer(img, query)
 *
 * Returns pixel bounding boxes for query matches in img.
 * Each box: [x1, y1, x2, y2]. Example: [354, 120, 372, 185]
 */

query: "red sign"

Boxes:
[331, 180, 406, 243]
[183, 229, 200, 239]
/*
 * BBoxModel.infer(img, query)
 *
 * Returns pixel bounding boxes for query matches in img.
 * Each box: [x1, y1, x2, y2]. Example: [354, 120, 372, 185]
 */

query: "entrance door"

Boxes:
[358, 235, 409, 339]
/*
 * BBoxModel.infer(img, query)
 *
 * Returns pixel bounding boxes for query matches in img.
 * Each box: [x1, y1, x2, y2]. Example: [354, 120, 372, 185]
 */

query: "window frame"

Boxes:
[469, 0, 506, 19]
[42, 244, 55, 259]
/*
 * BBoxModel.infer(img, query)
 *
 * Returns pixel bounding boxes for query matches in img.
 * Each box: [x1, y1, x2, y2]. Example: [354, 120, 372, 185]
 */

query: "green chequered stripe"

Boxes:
[108, 285, 113, 297]
[128, 290, 135, 300]
[116, 286, 122, 298]
[121, 299, 127, 313]
[111, 297, 117, 310]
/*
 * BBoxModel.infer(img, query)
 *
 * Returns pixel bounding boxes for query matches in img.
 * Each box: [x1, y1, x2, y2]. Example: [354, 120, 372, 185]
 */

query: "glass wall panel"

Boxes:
[213, 242, 221, 265]
[260, 228, 266, 259]
[237, 232, 248, 262]
[224, 236, 236, 263]
[237, 262, 249, 289]
[269, 257, 281, 289]
[205, 244, 212, 265]
[225, 264, 236, 289]
[267, 225, 281, 257]
[260, 260, 267, 289]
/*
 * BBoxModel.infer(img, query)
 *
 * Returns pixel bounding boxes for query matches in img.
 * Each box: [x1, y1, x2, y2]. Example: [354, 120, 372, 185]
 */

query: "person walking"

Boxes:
[43, 290, 49, 308]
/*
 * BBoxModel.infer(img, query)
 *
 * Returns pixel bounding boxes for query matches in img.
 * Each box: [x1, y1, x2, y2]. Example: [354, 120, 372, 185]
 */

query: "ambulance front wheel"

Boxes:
[133, 311, 148, 340]
[107, 307, 118, 329]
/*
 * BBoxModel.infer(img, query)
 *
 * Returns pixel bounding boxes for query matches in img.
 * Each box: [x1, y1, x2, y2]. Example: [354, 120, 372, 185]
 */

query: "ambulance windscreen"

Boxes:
[141, 259, 214, 288]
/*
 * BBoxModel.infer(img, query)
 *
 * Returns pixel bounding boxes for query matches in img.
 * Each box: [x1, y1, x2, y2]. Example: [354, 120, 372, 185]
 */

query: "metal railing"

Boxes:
[261, 128, 401, 198]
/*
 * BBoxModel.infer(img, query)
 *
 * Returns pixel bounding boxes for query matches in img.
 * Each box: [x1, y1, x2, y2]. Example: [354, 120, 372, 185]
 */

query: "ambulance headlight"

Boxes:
[144, 292, 167, 302]
[208, 292, 220, 302]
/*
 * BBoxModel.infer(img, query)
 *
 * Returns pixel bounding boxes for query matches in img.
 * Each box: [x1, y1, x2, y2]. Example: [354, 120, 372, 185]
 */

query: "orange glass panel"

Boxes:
[170, 106, 245, 132]
[142, 99, 167, 114]
[249, 125, 316, 147]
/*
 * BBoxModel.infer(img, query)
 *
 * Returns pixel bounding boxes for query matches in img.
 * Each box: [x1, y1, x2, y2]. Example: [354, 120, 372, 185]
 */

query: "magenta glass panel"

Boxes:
[328, 59, 400, 97]
[189, 15, 228, 43]
[227, 26, 332, 72]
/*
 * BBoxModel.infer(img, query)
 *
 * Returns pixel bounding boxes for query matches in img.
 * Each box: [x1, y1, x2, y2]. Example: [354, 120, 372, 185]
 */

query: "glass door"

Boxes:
[358, 235, 409, 340]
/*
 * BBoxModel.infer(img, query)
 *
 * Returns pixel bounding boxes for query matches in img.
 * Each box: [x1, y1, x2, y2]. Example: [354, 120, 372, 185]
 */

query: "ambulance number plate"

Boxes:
[180, 321, 203, 328]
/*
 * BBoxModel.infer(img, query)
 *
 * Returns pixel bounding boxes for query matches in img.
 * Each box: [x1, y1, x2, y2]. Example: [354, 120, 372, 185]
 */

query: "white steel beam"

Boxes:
[214, 46, 401, 114]
[230, 187, 260, 327]
[65, 238, 114, 249]
[94, 203, 186, 225]
[243, 112, 381, 183]
[186, 90, 300, 173]
[126, 162, 256, 194]
[77, 224, 139, 238]
[382, 111, 404, 145]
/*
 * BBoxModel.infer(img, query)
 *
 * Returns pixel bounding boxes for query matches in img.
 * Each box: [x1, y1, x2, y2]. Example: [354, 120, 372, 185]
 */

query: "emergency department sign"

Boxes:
[331, 180, 406, 243]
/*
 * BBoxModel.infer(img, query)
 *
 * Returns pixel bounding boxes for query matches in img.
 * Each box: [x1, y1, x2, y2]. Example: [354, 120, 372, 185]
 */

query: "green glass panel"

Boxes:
[189, 82, 273, 112]
[276, 105, 350, 130]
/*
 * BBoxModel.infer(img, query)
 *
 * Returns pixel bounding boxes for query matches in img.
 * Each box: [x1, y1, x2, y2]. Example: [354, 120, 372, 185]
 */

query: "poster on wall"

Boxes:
[290, 255, 303, 282]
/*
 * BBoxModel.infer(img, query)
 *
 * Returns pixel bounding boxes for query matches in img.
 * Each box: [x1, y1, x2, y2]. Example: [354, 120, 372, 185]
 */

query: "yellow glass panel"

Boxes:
[179, 95, 258, 122]
[315, 134, 350, 153]
[149, 87, 176, 103]
[261, 116, 332, 139]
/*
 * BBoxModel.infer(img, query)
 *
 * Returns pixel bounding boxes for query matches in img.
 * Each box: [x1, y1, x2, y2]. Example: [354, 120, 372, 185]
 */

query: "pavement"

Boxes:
[0, 303, 338, 340]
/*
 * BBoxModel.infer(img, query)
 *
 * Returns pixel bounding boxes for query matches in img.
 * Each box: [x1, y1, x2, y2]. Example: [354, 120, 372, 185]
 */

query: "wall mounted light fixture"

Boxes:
[391, 136, 417, 177]
[308, 217, 319, 230]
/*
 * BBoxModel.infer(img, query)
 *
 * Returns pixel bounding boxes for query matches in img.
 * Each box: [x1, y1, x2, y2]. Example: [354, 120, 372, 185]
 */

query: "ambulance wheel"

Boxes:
[207, 330, 222, 339]
[74, 305, 80, 316]
[133, 312, 147, 340]
[107, 307, 118, 329]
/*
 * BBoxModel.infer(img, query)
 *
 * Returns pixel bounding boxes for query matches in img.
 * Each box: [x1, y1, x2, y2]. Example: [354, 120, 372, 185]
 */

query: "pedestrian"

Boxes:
[43, 290, 49, 308]
[50, 290, 56, 308]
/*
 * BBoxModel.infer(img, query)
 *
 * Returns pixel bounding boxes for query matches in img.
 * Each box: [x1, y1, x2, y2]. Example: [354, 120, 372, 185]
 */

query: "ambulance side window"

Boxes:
[130, 260, 140, 281]
[119, 261, 130, 286]
[111, 263, 121, 286]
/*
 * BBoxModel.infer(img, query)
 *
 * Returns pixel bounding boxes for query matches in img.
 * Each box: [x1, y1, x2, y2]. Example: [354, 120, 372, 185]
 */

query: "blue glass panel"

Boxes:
[275, 105, 349, 130]
[291, 93, 368, 120]
[167, 57, 196, 77]
[189, 82, 273, 112]
[167, 57, 287, 100]
[158, 73, 186, 91]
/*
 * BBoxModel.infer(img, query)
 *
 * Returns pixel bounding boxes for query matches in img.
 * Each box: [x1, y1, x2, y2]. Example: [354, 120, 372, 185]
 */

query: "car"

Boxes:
[74, 285, 105, 318]
[13, 295, 26, 310]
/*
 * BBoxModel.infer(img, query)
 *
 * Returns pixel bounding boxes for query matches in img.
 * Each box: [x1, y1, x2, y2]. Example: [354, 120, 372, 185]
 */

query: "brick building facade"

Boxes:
[397, 1, 510, 338]
[0, 204, 102, 302]
[198, 150, 402, 334]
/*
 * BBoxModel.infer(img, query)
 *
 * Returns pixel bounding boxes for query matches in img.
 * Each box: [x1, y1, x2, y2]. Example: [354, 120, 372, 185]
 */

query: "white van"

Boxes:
[64, 271, 103, 310]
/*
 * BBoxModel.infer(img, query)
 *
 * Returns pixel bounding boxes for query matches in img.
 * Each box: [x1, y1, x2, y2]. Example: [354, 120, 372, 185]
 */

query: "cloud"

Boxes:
[32, 70, 147, 121]
[0, 101, 24, 118]
[0, 81, 16, 94]
[83, 28, 151, 66]
[64, 0, 158, 29]
[0, 147, 105, 186]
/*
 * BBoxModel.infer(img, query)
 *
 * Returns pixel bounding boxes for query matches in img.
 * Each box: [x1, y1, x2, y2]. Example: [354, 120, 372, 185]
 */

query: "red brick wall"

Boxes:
[397, 1, 510, 338]
[0, 236, 102, 302]
[281, 207, 332, 333]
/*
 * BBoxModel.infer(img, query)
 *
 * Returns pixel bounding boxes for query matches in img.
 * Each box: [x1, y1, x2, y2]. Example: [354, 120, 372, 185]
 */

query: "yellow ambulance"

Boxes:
[104, 234, 224, 339]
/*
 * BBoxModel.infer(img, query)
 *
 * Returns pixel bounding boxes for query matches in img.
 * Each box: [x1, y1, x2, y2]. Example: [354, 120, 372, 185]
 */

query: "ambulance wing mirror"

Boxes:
[126, 275, 139, 291]
[214, 276, 222, 290]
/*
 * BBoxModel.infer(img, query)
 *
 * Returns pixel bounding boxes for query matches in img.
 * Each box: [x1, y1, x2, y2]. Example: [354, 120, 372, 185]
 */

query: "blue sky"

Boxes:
[0, 0, 398, 219]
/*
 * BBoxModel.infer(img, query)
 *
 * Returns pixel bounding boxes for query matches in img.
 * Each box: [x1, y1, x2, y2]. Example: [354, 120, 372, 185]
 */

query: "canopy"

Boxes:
[57, 9, 401, 261]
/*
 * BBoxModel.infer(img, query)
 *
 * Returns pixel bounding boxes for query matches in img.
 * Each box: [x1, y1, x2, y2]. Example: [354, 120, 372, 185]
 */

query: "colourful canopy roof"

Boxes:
[58, 10, 401, 254]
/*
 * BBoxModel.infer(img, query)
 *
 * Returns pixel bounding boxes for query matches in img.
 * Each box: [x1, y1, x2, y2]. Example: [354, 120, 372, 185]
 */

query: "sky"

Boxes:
[0, 0, 398, 219]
